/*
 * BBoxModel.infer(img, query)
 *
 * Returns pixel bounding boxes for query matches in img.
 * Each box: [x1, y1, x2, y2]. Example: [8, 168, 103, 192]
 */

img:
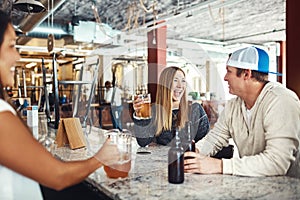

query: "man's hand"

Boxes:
[184, 152, 223, 174]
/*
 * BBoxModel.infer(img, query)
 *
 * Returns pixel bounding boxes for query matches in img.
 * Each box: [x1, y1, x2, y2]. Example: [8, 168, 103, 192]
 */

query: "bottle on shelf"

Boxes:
[22, 99, 29, 116]
[168, 128, 184, 184]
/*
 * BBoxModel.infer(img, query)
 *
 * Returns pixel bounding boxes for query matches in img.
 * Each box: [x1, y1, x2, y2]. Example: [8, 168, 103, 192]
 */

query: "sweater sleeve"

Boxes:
[227, 93, 300, 176]
[133, 104, 156, 147]
[197, 88, 300, 177]
[191, 103, 210, 143]
[196, 101, 232, 156]
[133, 116, 155, 147]
[133, 115, 175, 147]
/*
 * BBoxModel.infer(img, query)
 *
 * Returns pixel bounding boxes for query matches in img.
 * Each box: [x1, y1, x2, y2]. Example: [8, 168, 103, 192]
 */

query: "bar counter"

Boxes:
[52, 127, 300, 200]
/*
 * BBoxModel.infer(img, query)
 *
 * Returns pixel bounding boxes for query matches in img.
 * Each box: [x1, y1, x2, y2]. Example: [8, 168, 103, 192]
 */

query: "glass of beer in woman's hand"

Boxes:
[133, 93, 151, 119]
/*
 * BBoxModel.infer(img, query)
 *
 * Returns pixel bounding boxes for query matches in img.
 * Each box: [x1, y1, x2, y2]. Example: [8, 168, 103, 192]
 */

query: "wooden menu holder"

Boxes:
[56, 118, 86, 150]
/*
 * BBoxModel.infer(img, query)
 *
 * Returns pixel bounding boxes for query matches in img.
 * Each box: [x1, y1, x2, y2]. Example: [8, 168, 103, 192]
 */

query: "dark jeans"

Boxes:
[110, 105, 123, 131]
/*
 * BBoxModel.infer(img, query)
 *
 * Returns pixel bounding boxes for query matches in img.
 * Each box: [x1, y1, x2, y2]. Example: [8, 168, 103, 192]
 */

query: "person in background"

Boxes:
[133, 66, 210, 147]
[104, 80, 123, 130]
[0, 10, 120, 199]
[184, 46, 300, 178]
[104, 81, 113, 102]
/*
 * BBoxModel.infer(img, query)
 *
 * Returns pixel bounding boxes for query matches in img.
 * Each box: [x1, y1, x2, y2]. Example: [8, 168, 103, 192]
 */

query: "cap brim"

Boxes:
[268, 71, 282, 76]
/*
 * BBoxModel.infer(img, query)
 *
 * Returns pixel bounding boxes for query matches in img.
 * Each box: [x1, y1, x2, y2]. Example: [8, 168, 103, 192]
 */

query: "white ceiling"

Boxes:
[1, 0, 286, 62]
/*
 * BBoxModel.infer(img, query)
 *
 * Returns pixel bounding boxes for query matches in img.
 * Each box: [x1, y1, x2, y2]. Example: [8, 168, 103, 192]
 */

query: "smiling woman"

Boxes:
[0, 10, 121, 200]
[132, 66, 210, 147]
[0, 21, 20, 90]
[154, 67, 188, 134]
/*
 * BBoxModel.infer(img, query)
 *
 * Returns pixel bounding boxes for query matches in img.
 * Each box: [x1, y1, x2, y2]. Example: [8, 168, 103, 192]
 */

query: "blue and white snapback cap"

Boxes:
[227, 46, 280, 75]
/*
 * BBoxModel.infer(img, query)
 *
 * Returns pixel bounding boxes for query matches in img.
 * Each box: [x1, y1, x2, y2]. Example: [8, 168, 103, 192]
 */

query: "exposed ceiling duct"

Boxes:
[13, 0, 46, 13]
[8, 0, 285, 51]
[16, 0, 66, 45]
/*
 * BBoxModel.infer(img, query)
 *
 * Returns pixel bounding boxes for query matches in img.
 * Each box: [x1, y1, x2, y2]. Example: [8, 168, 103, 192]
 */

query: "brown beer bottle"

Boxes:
[185, 121, 195, 153]
[168, 128, 184, 184]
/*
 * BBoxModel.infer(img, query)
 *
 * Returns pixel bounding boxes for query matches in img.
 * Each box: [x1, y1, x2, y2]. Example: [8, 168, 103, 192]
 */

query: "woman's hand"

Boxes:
[133, 95, 144, 117]
[94, 138, 120, 166]
[184, 152, 223, 174]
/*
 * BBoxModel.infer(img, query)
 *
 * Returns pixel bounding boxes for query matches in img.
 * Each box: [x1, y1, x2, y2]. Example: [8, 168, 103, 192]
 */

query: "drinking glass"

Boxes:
[103, 129, 132, 178]
[134, 93, 151, 119]
[38, 113, 55, 152]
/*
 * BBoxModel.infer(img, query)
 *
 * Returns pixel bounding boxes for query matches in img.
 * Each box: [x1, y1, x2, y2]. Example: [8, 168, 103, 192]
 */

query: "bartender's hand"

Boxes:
[94, 138, 120, 166]
[184, 152, 223, 174]
[133, 95, 143, 117]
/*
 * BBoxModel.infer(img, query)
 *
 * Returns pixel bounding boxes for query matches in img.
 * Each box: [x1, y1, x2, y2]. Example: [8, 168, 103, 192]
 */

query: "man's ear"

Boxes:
[244, 69, 252, 79]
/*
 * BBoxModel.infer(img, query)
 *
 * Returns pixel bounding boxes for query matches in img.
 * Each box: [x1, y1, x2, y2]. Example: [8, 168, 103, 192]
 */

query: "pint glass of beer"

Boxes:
[103, 129, 132, 178]
[134, 93, 151, 119]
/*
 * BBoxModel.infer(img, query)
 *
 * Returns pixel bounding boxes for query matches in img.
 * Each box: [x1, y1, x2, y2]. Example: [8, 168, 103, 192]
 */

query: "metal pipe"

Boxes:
[16, 0, 66, 45]
[16, 69, 22, 97]
[22, 68, 27, 98]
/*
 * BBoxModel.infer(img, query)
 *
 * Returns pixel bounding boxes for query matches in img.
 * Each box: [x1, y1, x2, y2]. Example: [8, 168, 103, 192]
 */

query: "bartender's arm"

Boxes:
[0, 112, 120, 190]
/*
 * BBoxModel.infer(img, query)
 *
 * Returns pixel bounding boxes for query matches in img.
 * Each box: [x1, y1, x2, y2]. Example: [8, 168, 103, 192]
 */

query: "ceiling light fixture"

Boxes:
[13, 0, 46, 13]
[31, 26, 67, 35]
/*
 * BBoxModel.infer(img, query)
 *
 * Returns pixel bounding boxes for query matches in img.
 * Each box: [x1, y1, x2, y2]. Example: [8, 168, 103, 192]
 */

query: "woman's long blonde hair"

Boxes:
[154, 66, 188, 136]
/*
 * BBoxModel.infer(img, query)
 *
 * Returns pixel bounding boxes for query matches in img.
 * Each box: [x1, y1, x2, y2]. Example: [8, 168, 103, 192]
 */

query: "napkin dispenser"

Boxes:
[56, 118, 86, 150]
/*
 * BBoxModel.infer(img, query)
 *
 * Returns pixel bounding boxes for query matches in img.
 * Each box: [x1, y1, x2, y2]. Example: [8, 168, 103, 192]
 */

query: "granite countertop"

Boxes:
[52, 127, 300, 200]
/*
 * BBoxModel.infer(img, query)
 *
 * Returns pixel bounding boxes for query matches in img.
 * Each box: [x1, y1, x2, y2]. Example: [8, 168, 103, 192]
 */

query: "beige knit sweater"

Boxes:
[197, 82, 300, 177]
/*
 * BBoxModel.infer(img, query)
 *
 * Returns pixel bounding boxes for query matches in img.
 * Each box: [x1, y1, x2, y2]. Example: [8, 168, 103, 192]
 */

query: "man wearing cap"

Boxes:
[184, 46, 300, 177]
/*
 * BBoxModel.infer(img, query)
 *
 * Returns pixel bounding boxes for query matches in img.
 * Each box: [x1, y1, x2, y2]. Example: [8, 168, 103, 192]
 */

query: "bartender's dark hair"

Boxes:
[0, 10, 11, 50]
[0, 10, 29, 123]
[0, 10, 12, 100]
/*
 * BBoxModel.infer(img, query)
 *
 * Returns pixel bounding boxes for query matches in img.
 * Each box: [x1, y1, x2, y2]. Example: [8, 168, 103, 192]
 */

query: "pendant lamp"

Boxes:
[13, 0, 46, 13]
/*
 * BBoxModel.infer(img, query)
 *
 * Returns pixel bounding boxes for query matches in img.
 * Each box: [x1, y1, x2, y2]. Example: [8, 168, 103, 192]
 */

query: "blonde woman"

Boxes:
[133, 66, 209, 147]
